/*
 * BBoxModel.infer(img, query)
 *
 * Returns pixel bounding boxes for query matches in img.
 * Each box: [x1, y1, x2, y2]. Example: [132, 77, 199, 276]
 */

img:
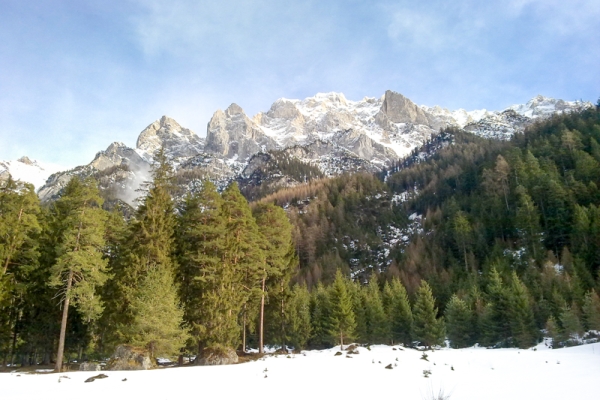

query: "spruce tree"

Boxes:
[445, 294, 474, 348]
[48, 177, 108, 372]
[508, 272, 537, 348]
[347, 279, 367, 343]
[364, 275, 388, 344]
[329, 270, 356, 350]
[174, 181, 226, 354]
[112, 148, 187, 355]
[220, 182, 265, 352]
[310, 283, 333, 348]
[412, 280, 445, 348]
[560, 305, 583, 343]
[582, 289, 600, 331]
[253, 203, 295, 353]
[122, 266, 188, 358]
[286, 284, 312, 350]
[480, 268, 511, 346]
[383, 278, 413, 346]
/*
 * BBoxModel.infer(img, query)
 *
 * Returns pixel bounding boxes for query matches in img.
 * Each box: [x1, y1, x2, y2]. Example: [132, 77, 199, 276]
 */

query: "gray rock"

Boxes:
[105, 345, 154, 371]
[195, 347, 238, 366]
[79, 362, 101, 371]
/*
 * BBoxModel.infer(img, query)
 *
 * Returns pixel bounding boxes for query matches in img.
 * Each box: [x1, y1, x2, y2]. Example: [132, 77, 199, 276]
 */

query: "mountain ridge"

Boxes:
[0, 91, 592, 203]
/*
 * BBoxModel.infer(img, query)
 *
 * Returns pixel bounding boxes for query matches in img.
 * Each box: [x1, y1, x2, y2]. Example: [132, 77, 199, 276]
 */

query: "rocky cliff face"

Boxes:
[28, 91, 592, 204]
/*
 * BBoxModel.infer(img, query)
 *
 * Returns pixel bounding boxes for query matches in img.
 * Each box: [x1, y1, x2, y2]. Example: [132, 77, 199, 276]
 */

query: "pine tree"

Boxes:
[480, 268, 511, 346]
[329, 270, 356, 350]
[560, 305, 583, 343]
[364, 275, 389, 344]
[310, 283, 333, 348]
[174, 181, 226, 354]
[347, 279, 367, 343]
[285, 284, 312, 350]
[582, 289, 600, 331]
[48, 177, 108, 372]
[508, 272, 537, 348]
[220, 182, 265, 352]
[383, 278, 413, 346]
[253, 203, 295, 353]
[112, 148, 187, 355]
[122, 266, 188, 358]
[515, 185, 543, 261]
[545, 316, 560, 347]
[445, 294, 474, 348]
[412, 280, 445, 348]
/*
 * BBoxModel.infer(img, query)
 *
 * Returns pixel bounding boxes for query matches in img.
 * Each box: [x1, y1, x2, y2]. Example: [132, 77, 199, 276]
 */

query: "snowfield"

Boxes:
[2, 342, 598, 400]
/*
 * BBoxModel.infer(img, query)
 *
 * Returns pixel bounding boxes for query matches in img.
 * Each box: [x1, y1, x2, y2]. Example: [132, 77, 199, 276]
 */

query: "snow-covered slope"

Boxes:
[1, 343, 598, 400]
[0, 157, 63, 190]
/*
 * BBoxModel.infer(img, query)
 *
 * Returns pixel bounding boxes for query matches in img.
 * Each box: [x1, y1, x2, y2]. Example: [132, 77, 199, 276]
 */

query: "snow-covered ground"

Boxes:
[2, 342, 598, 400]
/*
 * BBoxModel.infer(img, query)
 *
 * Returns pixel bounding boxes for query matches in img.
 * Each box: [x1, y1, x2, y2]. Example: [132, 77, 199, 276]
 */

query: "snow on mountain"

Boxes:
[0, 156, 64, 190]
[29, 91, 593, 204]
[507, 95, 591, 119]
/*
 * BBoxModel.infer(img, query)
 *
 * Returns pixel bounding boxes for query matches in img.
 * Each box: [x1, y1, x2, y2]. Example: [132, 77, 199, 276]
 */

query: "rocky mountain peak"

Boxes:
[378, 90, 432, 126]
[17, 156, 37, 166]
[136, 115, 202, 160]
[266, 99, 303, 120]
[225, 103, 246, 118]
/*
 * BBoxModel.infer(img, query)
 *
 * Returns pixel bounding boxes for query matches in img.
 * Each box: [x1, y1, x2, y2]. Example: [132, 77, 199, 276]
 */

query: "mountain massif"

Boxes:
[1, 91, 591, 205]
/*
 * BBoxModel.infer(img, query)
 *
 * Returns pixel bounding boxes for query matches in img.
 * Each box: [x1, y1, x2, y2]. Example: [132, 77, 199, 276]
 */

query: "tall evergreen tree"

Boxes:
[582, 289, 600, 331]
[480, 268, 511, 346]
[329, 270, 356, 350]
[412, 280, 445, 348]
[48, 177, 108, 372]
[174, 181, 226, 355]
[111, 148, 186, 355]
[383, 278, 413, 346]
[364, 275, 388, 343]
[122, 266, 188, 358]
[445, 294, 475, 348]
[508, 272, 537, 348]
[309, 283, 333, 348]
[220, 182, 265, 352]
[253, 203, 296, 353]
[285, 284, 312, 350]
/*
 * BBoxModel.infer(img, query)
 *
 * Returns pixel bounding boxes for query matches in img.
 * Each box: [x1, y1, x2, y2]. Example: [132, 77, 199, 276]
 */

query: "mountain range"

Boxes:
[0, 90, 592, 204]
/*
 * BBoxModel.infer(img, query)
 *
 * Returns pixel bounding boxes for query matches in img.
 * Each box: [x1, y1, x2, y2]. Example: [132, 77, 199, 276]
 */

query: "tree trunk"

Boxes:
[259, 276, 266, 354]
[242, 305, 246, 353]
[340, 331, 343, 351]
[55, 269, 74, 373]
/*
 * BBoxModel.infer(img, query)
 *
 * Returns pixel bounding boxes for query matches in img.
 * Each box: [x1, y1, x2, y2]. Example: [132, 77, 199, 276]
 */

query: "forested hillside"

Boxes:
[1, 107, 600, 371]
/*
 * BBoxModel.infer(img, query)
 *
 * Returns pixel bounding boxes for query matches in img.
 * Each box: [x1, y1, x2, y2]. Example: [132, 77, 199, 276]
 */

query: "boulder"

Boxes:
[79, 362, 101, 371]
[105, 345, 154, 371]
[195, 347, 238, 366]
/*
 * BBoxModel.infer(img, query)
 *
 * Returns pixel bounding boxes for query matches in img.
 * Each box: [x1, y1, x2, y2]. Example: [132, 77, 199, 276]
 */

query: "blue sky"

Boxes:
[1, 0, 598, 167]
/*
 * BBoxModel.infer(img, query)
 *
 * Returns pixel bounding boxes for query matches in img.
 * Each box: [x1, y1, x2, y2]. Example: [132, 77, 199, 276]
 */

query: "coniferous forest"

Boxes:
[2, 106, 600, 371]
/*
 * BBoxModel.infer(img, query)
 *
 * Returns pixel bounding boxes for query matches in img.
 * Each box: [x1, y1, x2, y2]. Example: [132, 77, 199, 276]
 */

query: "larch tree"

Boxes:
[48, 177, 108, 372]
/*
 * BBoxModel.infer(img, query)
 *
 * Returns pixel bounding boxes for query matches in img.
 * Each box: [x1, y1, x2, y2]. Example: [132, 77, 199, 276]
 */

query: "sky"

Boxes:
[1, 0, 598, 168]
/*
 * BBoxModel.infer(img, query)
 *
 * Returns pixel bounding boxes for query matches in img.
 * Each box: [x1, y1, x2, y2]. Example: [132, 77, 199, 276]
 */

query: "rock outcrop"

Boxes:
[105, 345, 154, 371]
[195, 347, 238, 366]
